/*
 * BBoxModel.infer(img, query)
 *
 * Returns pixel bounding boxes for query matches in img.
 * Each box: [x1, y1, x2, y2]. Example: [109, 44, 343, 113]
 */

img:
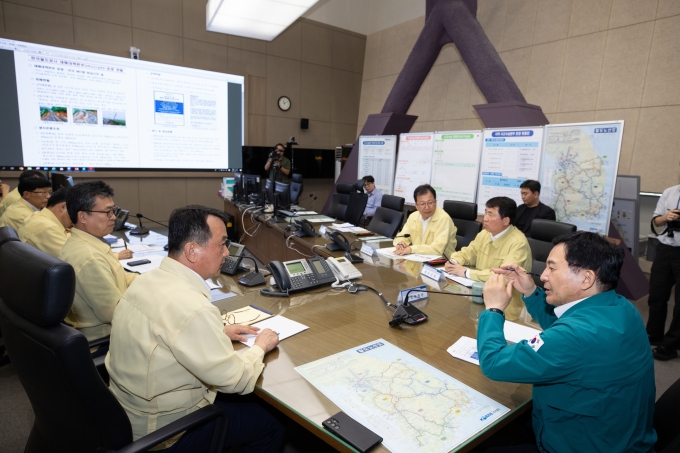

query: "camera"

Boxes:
[269, 148, 281, 160]
[666, 219, 680, 238]
[129, 47, 140, 60]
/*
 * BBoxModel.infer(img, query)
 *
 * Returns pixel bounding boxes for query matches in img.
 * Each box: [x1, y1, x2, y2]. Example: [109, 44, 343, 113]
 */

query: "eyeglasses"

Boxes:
[225, 239, 231, 248]
[416, 201, 436, 208]
[363, 182, 374, 187]
[85, 206, 119, 218]
[30, 190, 52, 197]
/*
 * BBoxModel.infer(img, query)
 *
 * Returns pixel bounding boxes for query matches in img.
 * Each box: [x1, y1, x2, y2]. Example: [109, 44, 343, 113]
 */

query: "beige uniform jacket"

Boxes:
[393, 206, 457, 257]
[106, 257, 265, 444]
[0, 187, 20, 218]
[18, 208, 70, 258]
[450, 226, 532, 320]
[0, 199, 37, 231]
[58, 228, 137, 340]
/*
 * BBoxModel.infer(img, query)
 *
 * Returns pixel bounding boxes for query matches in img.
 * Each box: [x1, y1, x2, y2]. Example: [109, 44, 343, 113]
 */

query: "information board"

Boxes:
[476, 127, 544, 214]
[357, 135, 397, 196]
[393, 132, 435, 205]
[431, 131, 483, 206]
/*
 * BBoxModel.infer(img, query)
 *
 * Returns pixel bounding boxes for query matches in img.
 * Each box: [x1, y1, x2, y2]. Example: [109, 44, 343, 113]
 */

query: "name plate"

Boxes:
[396, 285, 428, 304]
[360, 243, 377, 257]
[421, 264, 445, 282]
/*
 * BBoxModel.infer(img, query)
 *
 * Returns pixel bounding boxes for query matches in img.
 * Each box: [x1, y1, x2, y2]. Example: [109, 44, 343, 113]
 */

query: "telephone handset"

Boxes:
[220, 242, 246, 275]
[327, 256, 362, 281]
[113, 208, 129, 231]
[294, 219, 317, 238]
[268, 257, 336, 293]
[326, 231, 350, 252]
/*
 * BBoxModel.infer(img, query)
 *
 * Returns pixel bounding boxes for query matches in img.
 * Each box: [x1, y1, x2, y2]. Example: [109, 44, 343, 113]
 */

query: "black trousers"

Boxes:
[646, 243, 680, 348]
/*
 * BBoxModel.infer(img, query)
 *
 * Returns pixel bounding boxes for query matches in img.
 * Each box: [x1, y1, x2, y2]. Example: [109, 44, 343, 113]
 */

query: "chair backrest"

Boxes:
[382, 195, 405, 212]
[0, 226, 19, 247]
[290, 181, 303, 205]
[352, 180, 365, 193]
[655, 376, 680, 453]
[367, 207, 402, 238]
[0, 241, 133, 453]
[291, 173, 303, 184]
[443, 201, 482, 251]
[344, 192, 368, 226]
[328, 184, 353, 220]
[527, 219, 577, 287]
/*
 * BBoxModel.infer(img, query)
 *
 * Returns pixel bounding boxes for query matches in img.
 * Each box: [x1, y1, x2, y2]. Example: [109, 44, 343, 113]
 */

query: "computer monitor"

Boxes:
[232, 172, 243, 201]
[274, 182, 291, 209]
[242, 174, 261, 200]
[51, 173, 74, 191]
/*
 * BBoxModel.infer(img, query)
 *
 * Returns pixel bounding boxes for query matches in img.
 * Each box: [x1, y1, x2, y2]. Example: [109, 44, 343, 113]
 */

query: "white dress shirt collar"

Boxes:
[490, 225, 511, 241]
[554, 297, 587, 318]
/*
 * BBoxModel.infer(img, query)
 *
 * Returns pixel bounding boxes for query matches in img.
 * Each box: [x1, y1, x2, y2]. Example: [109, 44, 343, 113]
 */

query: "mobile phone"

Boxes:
[322, 412, 382, 453]
[427, 259, 447, 265]
[127, 259, 151, 266]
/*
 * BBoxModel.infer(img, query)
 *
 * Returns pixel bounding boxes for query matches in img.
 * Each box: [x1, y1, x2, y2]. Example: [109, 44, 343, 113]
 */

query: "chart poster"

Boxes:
[539, 121, 623, 234]
[476, 127, 544, 214]
[431, 131, 483, 206]
[357, 135, 397, 196]
[393, 132, 435, 205]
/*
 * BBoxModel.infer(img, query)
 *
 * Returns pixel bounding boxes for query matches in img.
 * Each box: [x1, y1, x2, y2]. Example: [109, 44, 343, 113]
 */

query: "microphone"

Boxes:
[136, 213, 168, 228]
[237, 256, 266, 286]
[393, 233, 411, 240]
[389, 288, 485, 327]
[129, 213, 150, 235]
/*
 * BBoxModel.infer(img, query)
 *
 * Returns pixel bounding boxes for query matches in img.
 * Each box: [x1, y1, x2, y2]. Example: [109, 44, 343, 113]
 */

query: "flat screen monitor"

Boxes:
[51, 172, 74, 191]
[274, 182, 291, 209]
[242, 174, 261, 199]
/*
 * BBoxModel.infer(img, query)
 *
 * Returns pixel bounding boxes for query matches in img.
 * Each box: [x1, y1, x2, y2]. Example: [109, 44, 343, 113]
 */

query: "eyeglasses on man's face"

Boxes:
[85, 206, 120, 218]
[416, 201, 436, 208]
[29, 190, 52, 197]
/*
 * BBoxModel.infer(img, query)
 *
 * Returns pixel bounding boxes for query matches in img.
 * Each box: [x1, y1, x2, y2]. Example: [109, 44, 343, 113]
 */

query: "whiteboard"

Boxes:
[393, 132, 435, 205]
[431, 131, 483, 206]
[357, 135, 397, 196]
[476, 127, 544, 214]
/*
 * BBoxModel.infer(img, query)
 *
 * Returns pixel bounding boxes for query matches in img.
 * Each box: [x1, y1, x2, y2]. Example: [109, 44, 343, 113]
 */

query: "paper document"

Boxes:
[376, 247, 441, 262]
[503, 321, 541, 344]
[206, 279, 222, 290]
[222, 304, 273, 325]
[447, 336, 480, 366]
[292, 215, 335, 223]
[358, 235, 388, 242]
[443, 272, 477, 288]
[120, 255, 164, 273]
[112, 243, 165, 253]
[211, 291, 237, 302]
[239, 316, 309, 347]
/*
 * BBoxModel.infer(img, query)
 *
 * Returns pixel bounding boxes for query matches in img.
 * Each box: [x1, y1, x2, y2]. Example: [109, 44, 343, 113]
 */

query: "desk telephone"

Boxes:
[220, 242, 247, 275]
[268, 256, 362, 293]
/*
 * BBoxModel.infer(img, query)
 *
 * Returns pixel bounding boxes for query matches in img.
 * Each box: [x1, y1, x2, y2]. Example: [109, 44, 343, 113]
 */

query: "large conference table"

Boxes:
[219, 199, 533, 453]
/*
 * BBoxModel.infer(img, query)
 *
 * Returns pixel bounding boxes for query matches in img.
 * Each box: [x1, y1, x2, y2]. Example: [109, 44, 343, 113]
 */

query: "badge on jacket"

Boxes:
[529, 334, 544, 352]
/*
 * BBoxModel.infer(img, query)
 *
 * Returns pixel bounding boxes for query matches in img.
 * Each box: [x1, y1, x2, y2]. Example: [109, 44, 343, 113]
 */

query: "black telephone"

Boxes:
[293, 219, 316, 238]
[114, 208, 129, 231]
[268, 257, 336, 293]
[326, 231, 350, 252]
[220, 242, 247, 275]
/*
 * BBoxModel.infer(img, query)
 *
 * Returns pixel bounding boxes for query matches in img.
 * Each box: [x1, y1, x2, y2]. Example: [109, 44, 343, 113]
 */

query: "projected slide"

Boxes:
[0, 38, 243, 171]
[431, 131, 483, 206]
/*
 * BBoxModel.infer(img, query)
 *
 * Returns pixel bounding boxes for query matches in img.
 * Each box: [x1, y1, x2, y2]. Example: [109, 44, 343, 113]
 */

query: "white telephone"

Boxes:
[327, 256, 362, 281]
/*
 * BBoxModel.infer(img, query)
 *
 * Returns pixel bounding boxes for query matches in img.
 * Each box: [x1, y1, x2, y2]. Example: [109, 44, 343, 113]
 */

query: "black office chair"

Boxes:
[655, 375, 680, 453]
[352, 180, 365, 193]
[0, 241, 228, 453]
[367, 195, 405, 238]
[0, 226, 19, 367]
[527, 219, 577, 288]
[290, 173, 303, 205]
[328, 183, 352, 220]
[443, 200, 482, 251]
[344, 192, 369, 226]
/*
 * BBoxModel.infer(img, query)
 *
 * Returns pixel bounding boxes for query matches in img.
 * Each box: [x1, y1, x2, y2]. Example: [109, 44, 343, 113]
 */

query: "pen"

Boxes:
[250, 304, 273, 315]
[124, 241, 128, 250]
[506, 267, 542, 277]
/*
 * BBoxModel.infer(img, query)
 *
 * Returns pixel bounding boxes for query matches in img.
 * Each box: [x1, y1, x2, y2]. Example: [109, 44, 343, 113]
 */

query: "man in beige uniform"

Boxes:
[0, 169, 46, 218]
[0, 178, 52, 231]
[18, 187, 72, 257]
[106, 205, 284, 452]
[58, 181, 135, 343]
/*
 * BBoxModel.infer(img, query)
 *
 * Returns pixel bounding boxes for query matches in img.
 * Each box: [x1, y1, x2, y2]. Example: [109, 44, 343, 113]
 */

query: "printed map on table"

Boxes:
[295, 339, 509, 453]
[540, 122, 623, 234]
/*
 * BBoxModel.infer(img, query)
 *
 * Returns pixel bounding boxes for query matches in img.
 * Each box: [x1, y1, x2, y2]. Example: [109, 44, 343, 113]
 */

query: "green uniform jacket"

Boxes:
[478, 288, 656, 453]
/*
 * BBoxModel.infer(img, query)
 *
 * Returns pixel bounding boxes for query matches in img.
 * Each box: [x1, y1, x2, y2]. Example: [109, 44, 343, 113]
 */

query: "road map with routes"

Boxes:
[295, 339, 509, 453]
[540, 122, 623, 234]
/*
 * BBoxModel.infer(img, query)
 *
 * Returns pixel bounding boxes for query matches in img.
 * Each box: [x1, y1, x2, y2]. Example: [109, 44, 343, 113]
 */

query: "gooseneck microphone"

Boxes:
[136, 213, 169, 229]
[129, 213, 150, 235]
[237, 256, 266, 287]
[393, 233, 411, 241]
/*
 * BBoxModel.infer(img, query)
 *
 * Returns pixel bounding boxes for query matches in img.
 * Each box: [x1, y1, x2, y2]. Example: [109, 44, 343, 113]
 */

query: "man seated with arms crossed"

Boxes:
[515, 180, 556, 235]
[18, 187, 72, 258]
[106, 205, 284, 452]
[0, 169, 46, 218]
[445, 197, 531, 320]
[362, 175, 383, 219]
[0, 177, 53, 231]
[393, 184, 457, 257]
[478, 232, 656, 453]
[58, 181, 135, 343]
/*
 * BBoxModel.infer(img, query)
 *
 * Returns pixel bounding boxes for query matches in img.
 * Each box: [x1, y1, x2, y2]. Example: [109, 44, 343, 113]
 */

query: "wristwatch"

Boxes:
[487, 308, 505, 318]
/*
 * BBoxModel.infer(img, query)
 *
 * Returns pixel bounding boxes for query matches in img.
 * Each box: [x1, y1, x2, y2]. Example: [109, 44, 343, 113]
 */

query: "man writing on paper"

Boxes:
[106, 205, 284, 452]
[59, 181, 136, 343]
[393, 184, 457, 257]
[18, 187, 72, 258]
[0, 169, 46, 218]
[0, 178, 53, 231]
[445, 197, 531, 320]
[477, 232, 656, 453]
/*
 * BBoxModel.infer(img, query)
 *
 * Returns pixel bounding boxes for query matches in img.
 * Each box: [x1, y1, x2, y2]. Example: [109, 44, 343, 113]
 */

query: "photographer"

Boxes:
[264, 143, 291, 183]
[646, 182, 680, 360]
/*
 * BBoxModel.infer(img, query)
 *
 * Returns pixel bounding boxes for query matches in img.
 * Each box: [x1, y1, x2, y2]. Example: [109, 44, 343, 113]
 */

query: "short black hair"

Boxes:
[414, 184, 436, 202]
[486, 196, 517, 222]
[274, 143, 285, 150]
[47, 187, 69, 208]
[362, 175, 375, 184]
[19, 170, 46, 182]
[66, 181, 115, 224]
[553, 231, 624, 292]
[167, 205, 229, 256]
[520, 180, 541, 193]
[18, 178, 51, 196]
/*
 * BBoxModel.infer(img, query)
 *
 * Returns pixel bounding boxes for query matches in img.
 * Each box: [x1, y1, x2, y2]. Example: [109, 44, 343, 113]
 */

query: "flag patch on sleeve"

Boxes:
[528, 334, 544, 352]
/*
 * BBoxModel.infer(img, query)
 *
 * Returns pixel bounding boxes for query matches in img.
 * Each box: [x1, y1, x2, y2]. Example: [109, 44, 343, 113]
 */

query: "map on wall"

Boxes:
[539, 121, 624, 234]
[296, 339, 509, 453]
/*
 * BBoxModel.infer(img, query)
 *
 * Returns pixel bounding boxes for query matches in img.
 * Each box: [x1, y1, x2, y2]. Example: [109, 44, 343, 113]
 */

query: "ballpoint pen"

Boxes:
[505, 267, 542, 277]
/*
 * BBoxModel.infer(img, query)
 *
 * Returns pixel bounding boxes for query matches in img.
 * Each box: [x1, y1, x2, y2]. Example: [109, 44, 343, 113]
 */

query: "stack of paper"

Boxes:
[447, 322, 542, 366]
[443, 272, 477, 288]
[120, 255, 165, 273]
[375, 247, 441, 263]
[239, 316, 309, 347]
